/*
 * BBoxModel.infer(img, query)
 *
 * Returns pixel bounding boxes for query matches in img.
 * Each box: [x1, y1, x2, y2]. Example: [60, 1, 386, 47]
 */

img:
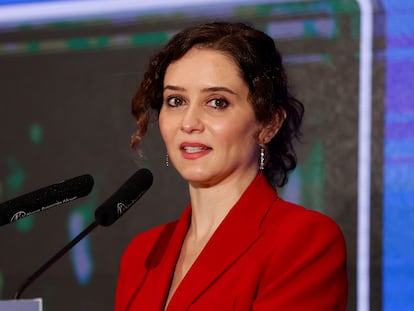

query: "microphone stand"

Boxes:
[14, 220, 99, 299]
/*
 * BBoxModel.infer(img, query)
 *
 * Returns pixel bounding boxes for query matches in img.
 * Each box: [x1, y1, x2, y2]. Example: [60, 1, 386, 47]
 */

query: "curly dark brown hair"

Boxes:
[131, 22, 304, 187]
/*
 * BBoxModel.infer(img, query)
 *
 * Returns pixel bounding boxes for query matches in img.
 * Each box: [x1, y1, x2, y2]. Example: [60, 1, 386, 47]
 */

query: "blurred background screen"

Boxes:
[0, 1, 413, 310]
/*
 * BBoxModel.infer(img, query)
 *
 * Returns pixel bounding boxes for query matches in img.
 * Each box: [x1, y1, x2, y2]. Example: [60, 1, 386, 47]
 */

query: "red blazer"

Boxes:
[115, 173, 348, 310]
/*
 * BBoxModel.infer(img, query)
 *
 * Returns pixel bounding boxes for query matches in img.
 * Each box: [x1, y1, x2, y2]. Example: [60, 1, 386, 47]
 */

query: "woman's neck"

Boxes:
[187, 169, 258, 240]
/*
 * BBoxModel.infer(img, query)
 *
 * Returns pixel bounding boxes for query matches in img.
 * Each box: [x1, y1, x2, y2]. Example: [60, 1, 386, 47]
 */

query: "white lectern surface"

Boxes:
[0, 298, 42, 311]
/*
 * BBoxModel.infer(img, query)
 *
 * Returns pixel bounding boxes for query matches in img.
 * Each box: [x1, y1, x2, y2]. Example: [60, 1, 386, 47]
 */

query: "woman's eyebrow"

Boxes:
[201, 86, 236, 95]
[164, 85, 185, 91]
[164, 85, 236, 95]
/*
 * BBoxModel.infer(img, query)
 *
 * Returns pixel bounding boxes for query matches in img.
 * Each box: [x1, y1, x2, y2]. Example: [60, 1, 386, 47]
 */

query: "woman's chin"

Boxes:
[178, 169, 216, 187]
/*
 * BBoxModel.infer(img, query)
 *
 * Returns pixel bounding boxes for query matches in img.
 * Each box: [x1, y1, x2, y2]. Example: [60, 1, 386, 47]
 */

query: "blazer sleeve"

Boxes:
[253, 210, 348, 311]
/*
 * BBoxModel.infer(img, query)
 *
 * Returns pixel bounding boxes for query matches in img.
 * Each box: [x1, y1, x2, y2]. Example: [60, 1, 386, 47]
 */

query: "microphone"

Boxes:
[13, 168, 153, 299]
[95, 168, 153, 226]
[0, 174, 94, 226]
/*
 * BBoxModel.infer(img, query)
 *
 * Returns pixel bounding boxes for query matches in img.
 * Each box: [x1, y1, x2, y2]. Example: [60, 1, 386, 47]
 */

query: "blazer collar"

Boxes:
[147, 173, 277, 310]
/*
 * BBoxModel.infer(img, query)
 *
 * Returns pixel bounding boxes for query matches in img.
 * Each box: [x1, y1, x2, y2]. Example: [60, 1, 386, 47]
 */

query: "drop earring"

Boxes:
[165, 153, 169, 167]
[259, 146, 265, 170]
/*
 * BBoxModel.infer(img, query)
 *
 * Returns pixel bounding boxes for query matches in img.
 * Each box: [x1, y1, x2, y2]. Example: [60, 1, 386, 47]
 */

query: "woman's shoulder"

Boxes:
[255, 198, 348, 309]
[264, 197, 345, 243]
[273, 197, 341, 225]
[258, 198, 347, 277]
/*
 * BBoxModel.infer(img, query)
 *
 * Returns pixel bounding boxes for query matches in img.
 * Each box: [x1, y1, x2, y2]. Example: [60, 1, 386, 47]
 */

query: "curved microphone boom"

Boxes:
[0, 174, 94, 226]
[13, 168, 153, 299]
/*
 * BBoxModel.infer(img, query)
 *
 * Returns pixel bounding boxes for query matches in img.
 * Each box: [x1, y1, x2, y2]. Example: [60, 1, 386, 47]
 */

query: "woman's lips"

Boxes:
[180, 142, 212, 159]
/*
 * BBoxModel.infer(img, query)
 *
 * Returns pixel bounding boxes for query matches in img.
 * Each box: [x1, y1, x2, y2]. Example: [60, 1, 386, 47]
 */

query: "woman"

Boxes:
[115, 22, 347, 310]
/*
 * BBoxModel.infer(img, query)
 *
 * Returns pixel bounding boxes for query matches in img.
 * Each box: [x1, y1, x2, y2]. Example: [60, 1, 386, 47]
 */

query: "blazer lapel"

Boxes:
[142, 207, 192, 310]
[167, 173, 277, 310]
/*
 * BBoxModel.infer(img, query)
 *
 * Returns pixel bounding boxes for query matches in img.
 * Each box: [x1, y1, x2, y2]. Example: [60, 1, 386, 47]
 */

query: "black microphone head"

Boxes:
[0, 174, 94, 226]
[94, 168, 153, 227]
[64, 174, 94, 198]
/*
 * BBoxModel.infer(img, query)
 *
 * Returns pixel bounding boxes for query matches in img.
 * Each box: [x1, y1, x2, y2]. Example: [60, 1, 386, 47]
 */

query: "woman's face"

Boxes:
[159, 47, 262, 187]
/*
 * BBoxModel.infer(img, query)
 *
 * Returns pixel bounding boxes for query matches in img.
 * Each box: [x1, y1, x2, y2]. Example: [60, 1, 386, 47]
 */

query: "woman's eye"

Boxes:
[207, 98, 229, 109]
[166, 97, 183, 107]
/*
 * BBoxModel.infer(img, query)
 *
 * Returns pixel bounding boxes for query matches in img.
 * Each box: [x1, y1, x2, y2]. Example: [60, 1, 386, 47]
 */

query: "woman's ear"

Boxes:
[258, 108, 287, 143]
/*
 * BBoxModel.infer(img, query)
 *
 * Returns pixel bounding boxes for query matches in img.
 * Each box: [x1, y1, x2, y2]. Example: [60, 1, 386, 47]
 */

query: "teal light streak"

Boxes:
[6, 157, 25, 198]
[29, 123, 43, 145]
[15, 217, 34, 233]
[6, 157, 33, 232]
[300, 140, 325, 213]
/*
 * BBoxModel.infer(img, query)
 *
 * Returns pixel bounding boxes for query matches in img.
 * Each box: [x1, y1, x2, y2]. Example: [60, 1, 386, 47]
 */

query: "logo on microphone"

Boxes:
[117, 202, 127, 215]
[11, 211, 27, 222]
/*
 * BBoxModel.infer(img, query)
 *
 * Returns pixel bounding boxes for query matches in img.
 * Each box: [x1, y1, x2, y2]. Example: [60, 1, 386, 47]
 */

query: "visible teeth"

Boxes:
[184, 146, 206, 153]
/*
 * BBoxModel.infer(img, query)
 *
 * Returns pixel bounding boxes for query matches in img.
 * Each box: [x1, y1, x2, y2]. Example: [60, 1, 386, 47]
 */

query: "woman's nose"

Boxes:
[181, 104, 203, 133]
